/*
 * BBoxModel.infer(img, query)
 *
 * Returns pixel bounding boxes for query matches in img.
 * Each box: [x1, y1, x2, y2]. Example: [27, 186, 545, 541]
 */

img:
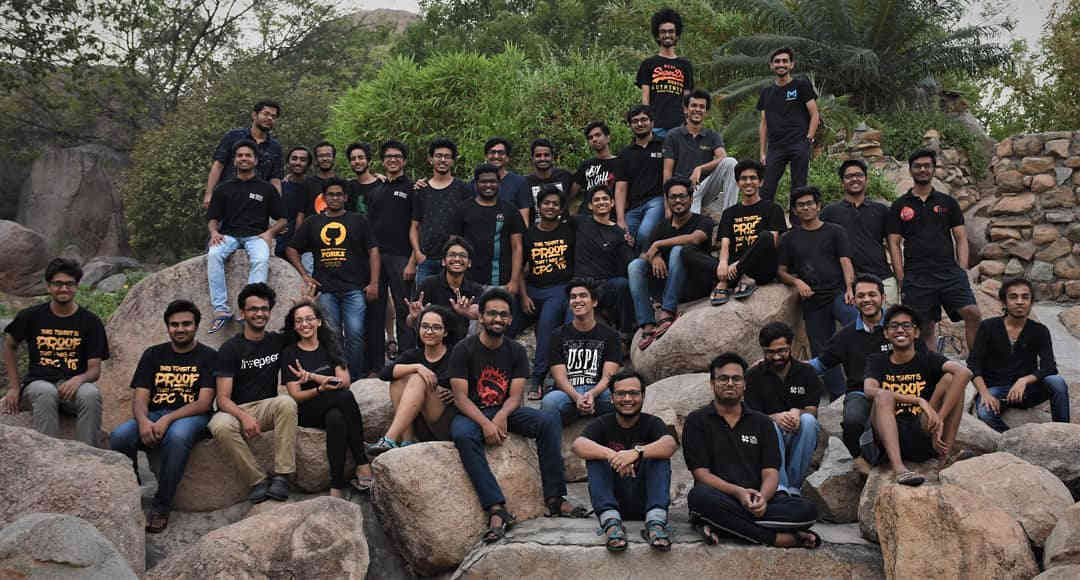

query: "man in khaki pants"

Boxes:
[209, 282, 297, 503]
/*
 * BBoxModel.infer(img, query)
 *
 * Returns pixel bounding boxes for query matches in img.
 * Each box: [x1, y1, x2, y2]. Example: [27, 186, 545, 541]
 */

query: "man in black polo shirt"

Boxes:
[406, 236, 483, 349]
[713, 160, 787, 304]
[757, 48, 818, 204]
[636, 8, 693, 138]
[888, 149, 981, 351]
[570, 184, 636, 333]
[822, 159, 895, 303]
[615, 104, 666, 249]
[685, 352, 820, 548]
[663, 89, 738, 214]
[571, 121, 623, 213]
[202, 99, 283, 208]
[449, 164, 526, 293]
[523, 139, 575, 224]
[745, 322, 822, 494]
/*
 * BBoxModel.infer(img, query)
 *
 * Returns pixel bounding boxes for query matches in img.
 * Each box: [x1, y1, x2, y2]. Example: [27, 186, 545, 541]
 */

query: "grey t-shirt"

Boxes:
[663, 126, 724, 180]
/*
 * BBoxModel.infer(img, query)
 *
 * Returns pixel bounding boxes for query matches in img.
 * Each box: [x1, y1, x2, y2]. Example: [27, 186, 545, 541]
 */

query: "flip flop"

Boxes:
[794, 529, 823, 549]
[710, 286, 730, 306]
[349, 476, 374, 494]
[694, 521, 720, 545]
[637, 329, 657, 351]
[733, 282, 757, 300]
[896, 471, 925, 486]
[652, 315, 677, 340]
[208, 313, 231, 334]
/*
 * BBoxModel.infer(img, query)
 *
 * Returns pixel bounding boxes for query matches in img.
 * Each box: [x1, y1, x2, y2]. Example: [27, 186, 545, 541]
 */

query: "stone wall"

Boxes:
[978, 133, 1080, 301]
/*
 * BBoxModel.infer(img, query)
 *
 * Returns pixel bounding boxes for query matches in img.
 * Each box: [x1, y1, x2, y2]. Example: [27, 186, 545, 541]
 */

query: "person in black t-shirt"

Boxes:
[203, 99, 283, 209]
[616, 104, 667, 249]
[714, 160, 787, 305]
[757, 47, 819, 203]
[863, 305, 971, 486]
[206, 140, 287, 333]
[778, 186, 857, 399]
[208, 283, 297, 504]
[449, 164, 526, 290]
[571, 122, 623, 214]
[281, 301, 371, 497]
[572, 370, 678, 552]
[2, 258, 109, 446]
[305, 141, 340, 217]
[109, 300, 216, 532]
[287, 178, 380, 379]
[406, 236, 483, 350]
[522, 138, 575, 224]
[276, 146, 315, 268]
[744, 322, 823, 494]
[821, 159, 896, 302]
[637, 8, 693, 136]
[474, 137, 530, 222]
[411, 139, 473, 287]
[685, 353, 820, 548]
[570, 184, 637, 333]
[888, 149, 981, 352]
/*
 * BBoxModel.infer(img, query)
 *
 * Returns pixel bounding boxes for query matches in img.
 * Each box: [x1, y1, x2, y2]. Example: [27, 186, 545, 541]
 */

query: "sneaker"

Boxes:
[266, 475, 290, 501]
[248, 478, 270, 504]
[366, 436, 398, 458]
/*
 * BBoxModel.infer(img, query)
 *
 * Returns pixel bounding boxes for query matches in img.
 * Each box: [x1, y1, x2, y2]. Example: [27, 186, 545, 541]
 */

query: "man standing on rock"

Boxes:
[757, 48, 818, 204]
[572, 369, 678, 552]
[663, 89, 738, 214]
[203, 99, 283, 208]
[637, 7, 692, 138]
[109, 300, 218, 533]
[887, 149, 981, 352]
[1, 258, 109, 446]
[449, 288, 587, 544]
[970, 277, 1069, 432]
[209, 283, 297, 504]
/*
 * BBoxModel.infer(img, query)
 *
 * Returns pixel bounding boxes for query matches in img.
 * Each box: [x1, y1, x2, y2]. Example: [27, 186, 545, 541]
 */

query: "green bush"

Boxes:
[870, 109, 988, 180]
[775, 155, 896, 211]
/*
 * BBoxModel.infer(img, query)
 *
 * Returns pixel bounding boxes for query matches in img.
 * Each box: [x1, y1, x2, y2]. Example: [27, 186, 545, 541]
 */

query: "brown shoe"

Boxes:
[146, 511, 169, 533]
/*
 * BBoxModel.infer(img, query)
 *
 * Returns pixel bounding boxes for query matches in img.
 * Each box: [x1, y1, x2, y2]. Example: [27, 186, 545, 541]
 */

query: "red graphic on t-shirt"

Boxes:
[900, 206, 915, 222]
[650, 65, 686, 96]
[477, 366, 509, 407]
[933, 205, 946, 214]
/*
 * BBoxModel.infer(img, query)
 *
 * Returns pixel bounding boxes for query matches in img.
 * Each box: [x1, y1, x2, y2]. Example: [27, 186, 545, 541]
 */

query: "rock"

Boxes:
[98, 253, 305, 431]
[1056, 256, 1080, 279]
[1002, 239, 1036, 260]
[371, 439, 546, 575]
[80, 256, 141, 288]
[561, 420, 590, 483]
[876, 484, 1038, 579]
[1032, 173, 1057, 192]
[802, 437, 864, 523]
[0, 513, 137, 579]
[858, 461, 940, 543]
[350, 378, 394, 443]
[817, 396, 843, 438]
[1045, 210, 1076, 223]
[1047, 139, 1072, 158]
[1004, 257, 1024, 276]
[1061, 306, 1080, 339]
[1045, 502, 1080, 569]
[990, 193, 1035, 215]
[0, 424, 144, 574]
[95, 272, 127, 292]
[999, 423, 1080, 491]
[1068, 223, 1080, 243]
[1035, 224, 1062, 245]
[979, 260, 1005, 277]
[989, 227, 1021, 241]
[995, 169, 1025, 192]
[940, 452, 1072, 546]
[146, 496, 369, 580]
[17, 144, 130, 259]
[1037, 565, 1080, 579]
[641, 373, 710, 439]
[630, 284, 801, 384]
[953, 413, 1002, 456]
[1021, 156, 1056, 174]
[1044, 185, 1075, 208]
[1066, 280, 1080, 298]
[1031, 260, 1056, 282]
[1057, 166, 1074, 185]
[996, 139, 1013, 158]
[1038, 238, 1074, 262]
[1013, 135, 1043, 157]
[0, 409, 110, 447]
[0, 220, 49, 296]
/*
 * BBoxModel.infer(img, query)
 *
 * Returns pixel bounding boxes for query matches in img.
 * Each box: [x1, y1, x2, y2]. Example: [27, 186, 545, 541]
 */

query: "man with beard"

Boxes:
[449, 164, 525, 293]
[406, 236, 483, 350]
[276, 146, 315, 272]
[684, 352, 820, 548]
[663, 89, 738, 214]
[572, 369, 678, 552]
[757, 48, 818, 204]
[637, 8, 693, 138]
[449, 288, 587, 544]
[616, 104, 667, 249]
[571, 122, 623, 214]
[970, 277, 1069, 432]
[570, 184, 636, 333]
[863, 305, 971, 486]
[821, 159, 895, 303]
[888, 149, 981, 352]
[203, 99, 283, 208]
[630, 178, 717, 350]
[744, 322, 823, 494]
[305, 141, 341, 216]
[109, 300, 218, 533]
[523, 139, 575, 224]
[1, 258, 108, 445]
[411, 138, 473, 286]
[476, 137, 529, 223]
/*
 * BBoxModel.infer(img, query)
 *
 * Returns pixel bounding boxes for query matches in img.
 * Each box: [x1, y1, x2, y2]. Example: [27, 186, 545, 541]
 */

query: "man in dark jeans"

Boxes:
[615, 104, 666, 249]
[757, 47, 818, 204]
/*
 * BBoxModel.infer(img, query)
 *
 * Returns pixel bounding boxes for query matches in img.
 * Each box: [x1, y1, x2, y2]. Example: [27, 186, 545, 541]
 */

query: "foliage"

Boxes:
[721, 88, 862, 159]
[0, 0, 105, 91]
[773, 155, 896, 211]
[870, 108, 988, 179]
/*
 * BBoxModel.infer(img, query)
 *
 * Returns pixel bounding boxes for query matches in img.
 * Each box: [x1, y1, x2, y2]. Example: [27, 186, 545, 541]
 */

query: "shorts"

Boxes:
[860, 413, 937, 465]
[902, 270, 976, 323]
[411, 403, 458, 442]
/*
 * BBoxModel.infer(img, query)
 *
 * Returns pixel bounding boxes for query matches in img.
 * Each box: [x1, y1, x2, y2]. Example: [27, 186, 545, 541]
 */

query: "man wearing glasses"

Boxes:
[615, 104, 666, 249]
[822, 159, 896, 304]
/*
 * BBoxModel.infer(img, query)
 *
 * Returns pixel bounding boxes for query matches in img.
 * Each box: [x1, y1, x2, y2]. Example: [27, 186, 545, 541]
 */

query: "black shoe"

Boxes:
[266, 474, 290, 501]
[248, 478, 270, 504]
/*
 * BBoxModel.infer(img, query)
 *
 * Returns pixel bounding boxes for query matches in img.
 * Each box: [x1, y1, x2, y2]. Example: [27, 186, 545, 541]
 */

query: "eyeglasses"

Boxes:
[612, 390, 643, 399]
[445, 251, 469, 259]
[630, 117, 651, 125]
[431, 153, 454, 160]
[383, 154, 405, 160]
[245, 306, 271, 313]
[295, 316, 318, 325]
[667, 193, 690, 200]
[911, 162, 934, 170]
[794, 200, 817, 209]
[763, 347, 790, 356]
[419, 323, 445, 333]
[886, 322, 915, 331]
[712, 375, 745, 385]
[842, 172, 866, 180]
[487, 149, 508, 157]
[483, 310, 511, 319]
[48, 280, 78, 289]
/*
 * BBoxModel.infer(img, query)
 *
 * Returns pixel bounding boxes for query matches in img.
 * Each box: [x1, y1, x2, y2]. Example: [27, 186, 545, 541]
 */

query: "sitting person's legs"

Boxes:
[587, 457, 671, 524]
[841, 390, 871, 461]
[541, 385, 615, 425]
[241, 235, 271, 284]
[451, 409, 506, 509]
[298, 389, 369, 491]
[507, 406, 566, 501]
[207, 235, 241, 316]
[21, 380, 61, 437]
[208, 407, 268, 488]
[151, 413, 211, 513]
[688, 483, 817, 546]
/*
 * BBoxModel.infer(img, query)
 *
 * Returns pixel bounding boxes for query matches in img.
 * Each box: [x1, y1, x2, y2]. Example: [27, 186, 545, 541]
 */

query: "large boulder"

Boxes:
[0, 410, 109, 448]
[999, 423, 1080, 492]
[560, 419, 590, 483]
[17, 144, 130, 258]
[0, 424, 144, 575]
[98, 253, 306, 431]
[630, 284, 801, 384]
[371, 438, 546, 576]
[940, 452, 1073, 546]
[0, 513, 137, 579]
[641, 372, 711, 438]
[1061, 305, 1080, 340]
[802, 437, 864, 523]
[858, 461, 940, 543]
[1037, 566, 1080, 579]
[0, 220, 49, 296]
[146, 496, 369, 580]
[350, 377, 395, 442]
[875, 483, 1038, 579]
[953, 412, 1002, 456]
[79, 256, 141, 289]
[1045, 501, 1080, 569]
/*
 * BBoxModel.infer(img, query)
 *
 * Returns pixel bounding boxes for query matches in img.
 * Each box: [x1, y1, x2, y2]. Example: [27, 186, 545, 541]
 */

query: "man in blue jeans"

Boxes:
[970, 277, 1070, 432]
[206, 139, 286, 333]
[615, 104, 667, 250]
[449, 288, 587, 544]
[110, 300, 218, 533]
[571, 369, 677, 552]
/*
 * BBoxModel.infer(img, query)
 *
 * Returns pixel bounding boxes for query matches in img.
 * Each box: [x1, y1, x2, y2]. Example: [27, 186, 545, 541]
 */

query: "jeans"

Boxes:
[415, 258, 442, 288]
[624, 196, 666, 250]
[651, 127, 669, 139]
[692, 157, 739, 214]
[21, 380, 102, 446]
[803, 293, 858, 400]
[761, 138, 811, 205]
[773, 414, 819, 493]
[688, 483, 817, 545]
[319, 290, 367, 379]
[207, 234, 270, 315]
[629, 245, 696, 327]
[367, 253, 416, 368]
[109, 410, 210, 513]
[540, 384, 615, 425]
[511, 284, 568, 385]
[841, 390, 871, 458]
[451, 406, 565, 509]
[587, 457, 670, 524]
[975, 375, 1070, 432]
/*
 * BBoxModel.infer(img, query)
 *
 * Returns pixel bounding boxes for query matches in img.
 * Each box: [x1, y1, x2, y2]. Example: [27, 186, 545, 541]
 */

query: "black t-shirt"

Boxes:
[819, 319, 890, 392]
[290, 213, 378, 293]
[413, 275, 484, 349]
[582, 412, 670, 452]
[648, 213, 715, 259]
[757, 77, 817, 146]
[617, 139, 665, 209]
[280, 179, 310, 238]
[207, 177, 285, 238]
[524, 222, 575, 287]
[571, 215, 635, 280]
[448, 335, 529, 410]
[347, 179, 380, 217]
[130, 342, 218, 412]
[363, 176, 414, 257]
[412, 178, 473, 258]
[5, 303, 109, 386]
[524, 170, 575, 222]
[967, 317, 1057, 387]
[821, 199, 891, 280]
[682, 404, 780, 491]
[574, 157, 623, 196]
[215, 331, 288, 405]
[378, 346, 451, 386]
[636, 55, 694, 130]
[547, 322, 622, 388]
[865, 350, 949, 417]
[719, 200, 788, 260]
[280, 343, 340, 392]
[779, 222, 851, 306]
[450, 198, 526, 286]
[212, 128, 283, 183]
[887, 190, 965, 276]
[744, 360, 824, 416]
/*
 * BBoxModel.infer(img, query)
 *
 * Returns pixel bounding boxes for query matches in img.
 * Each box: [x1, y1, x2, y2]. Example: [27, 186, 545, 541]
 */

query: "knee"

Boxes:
[668, 245, 684, 261]
[628, 258, 647, 276]
[790, 497, 818, 522]
[272, 395, 298, 417]
[799, 413, 818, 432]
[1046, 375, 1069, 394]
[75, 383, 101, 406]
[720, 157, 737, 171]
[324, 408, 347, 431]
[208, 413, 239, 436]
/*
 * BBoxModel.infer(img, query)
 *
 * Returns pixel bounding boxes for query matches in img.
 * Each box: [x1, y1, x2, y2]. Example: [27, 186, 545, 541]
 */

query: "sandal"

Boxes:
[366, 436, 398, 458]
[652, 314, 677, 340]
[208, 313, 231, 334]
[597, 518, 628, 552]
[796, 529, 823, 549]
[896, 471, 925, 486]
[637, 328, 657, 351]
[145, 511, 169, 533]
[349, 476, 374, 494]
[386, 340, 399, 361]
[544, 496, 590, 518]
[483, 507, 517, 544]
[641, 520, 672, 552]
[711, 286, 730, 306]
[694, 520, 720, 545]
[733, 282, 757, 300]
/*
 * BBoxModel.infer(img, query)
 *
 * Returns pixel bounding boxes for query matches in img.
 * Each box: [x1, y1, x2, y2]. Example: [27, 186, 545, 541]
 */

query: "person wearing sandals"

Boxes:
[629, 178, 716, 350]
[711, 160, 786, 307]
[449, 288, 588, 544]
[571, 369, 677, 552]
[862, 305, 971, 487]
[569, 184, 637, 334]
[367, 305, 458, 456]
[281, 301, 373, 497]
[685, 352, 821, 549]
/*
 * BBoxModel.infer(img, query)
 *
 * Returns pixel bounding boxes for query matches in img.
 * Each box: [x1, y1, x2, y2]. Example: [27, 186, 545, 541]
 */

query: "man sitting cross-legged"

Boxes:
[685, 352, 820, 549]
[571, 369, 678, 552]
[862, 305, 971, 486]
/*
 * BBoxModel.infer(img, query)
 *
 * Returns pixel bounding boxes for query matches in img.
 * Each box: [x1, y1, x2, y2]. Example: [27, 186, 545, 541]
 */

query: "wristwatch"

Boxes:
[634, 445, 645, 460]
